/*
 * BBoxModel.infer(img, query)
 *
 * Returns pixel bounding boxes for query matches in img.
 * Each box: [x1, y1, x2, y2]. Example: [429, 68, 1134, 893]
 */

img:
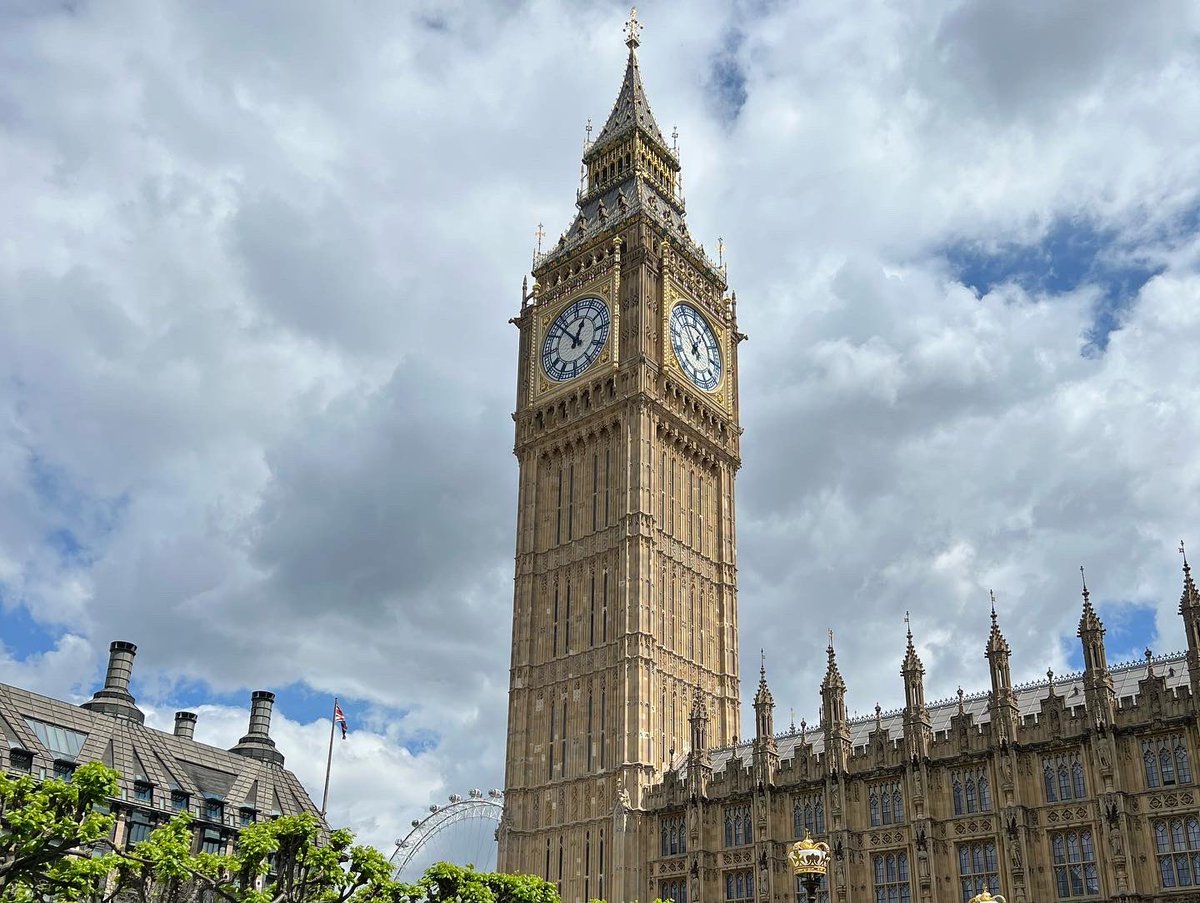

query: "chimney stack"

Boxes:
[80, 641, 145, 724]
[229, 691, 284, 765]
[174, 711, 197, 740]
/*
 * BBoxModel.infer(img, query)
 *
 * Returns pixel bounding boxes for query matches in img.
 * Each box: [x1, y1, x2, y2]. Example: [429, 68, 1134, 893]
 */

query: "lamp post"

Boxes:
[968, 890, 1006, 903]
[787, 832, 830, 903]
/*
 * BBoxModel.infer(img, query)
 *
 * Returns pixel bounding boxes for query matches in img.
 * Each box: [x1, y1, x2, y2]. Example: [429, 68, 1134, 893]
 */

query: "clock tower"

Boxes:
[500, 13, 743, 902]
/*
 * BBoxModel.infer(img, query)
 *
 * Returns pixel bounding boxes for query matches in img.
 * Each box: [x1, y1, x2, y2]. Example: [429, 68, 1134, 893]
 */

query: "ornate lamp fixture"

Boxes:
[788, 832, 830, 903]
[968, 890, 1006, 903]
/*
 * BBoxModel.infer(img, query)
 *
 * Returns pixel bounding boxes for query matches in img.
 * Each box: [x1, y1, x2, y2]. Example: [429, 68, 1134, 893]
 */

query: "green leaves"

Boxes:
[0, 763, 558, 903]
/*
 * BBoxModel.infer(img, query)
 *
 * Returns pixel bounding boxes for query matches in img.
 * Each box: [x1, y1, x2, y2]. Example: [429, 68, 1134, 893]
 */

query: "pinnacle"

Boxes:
[822, 631, 845, 689]
[986, 593, 1010, 658]
[589, 41, 670, 156]
[1181, 541, 1200, 613]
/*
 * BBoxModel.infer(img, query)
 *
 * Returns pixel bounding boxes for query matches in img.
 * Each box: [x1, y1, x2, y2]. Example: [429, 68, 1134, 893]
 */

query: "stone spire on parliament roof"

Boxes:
[1078, 565, 1104, 636]
[1181, 541, 1200, 613]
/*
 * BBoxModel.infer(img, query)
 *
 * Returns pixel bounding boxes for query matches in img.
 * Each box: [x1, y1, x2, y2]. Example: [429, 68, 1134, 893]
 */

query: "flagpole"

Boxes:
[320, 696, 337, 817]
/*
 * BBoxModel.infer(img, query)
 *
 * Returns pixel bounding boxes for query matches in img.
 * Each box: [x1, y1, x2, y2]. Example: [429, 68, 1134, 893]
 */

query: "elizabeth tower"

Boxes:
[499, 13, 742, 903]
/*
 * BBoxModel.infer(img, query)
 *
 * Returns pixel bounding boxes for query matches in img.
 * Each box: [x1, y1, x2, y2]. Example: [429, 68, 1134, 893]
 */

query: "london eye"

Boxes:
[390, 789, 504, 881]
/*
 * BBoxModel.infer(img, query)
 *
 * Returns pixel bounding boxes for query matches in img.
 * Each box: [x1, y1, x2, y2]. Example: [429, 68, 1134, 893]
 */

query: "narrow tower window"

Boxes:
[567, 462, 575, 541]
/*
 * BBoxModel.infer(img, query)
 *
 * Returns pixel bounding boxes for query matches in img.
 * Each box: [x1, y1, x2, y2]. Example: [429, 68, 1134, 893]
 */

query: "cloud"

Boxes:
[2, 0, 1200, 858]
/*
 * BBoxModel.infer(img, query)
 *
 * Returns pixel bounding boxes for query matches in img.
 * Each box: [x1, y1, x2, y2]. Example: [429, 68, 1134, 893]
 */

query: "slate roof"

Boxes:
[698, 651, 1190, 777]
[0, 680, 321, 826]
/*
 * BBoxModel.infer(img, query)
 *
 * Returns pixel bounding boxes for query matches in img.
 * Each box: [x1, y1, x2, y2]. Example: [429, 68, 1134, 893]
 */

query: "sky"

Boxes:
[2, 0, 1200, 862]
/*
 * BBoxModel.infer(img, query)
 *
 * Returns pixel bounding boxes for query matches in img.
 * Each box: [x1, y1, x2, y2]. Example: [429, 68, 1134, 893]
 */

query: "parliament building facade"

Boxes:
[498, 15, 1200, 903]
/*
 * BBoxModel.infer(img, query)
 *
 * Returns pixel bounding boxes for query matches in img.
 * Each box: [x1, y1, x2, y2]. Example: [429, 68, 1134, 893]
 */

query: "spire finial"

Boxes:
[1047, 668, 1055, 690]
[904, 610, 912, 640]
[957, 686, 965, 715]
[789, 707, 796, 733]
[624, 7, 642, 51]
[828, 628, 834, 652]
[800, 718, 807, 741]
[671, 124, 678, 153]
[585, 118, 593, 147]
[989, 589, 997, 622]
[1183, 539, 1190, 571]
[1080, 564, 1090, 600]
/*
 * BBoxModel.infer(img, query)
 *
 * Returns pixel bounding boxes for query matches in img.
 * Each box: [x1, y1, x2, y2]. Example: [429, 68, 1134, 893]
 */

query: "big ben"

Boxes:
[499, 11, 743, 903]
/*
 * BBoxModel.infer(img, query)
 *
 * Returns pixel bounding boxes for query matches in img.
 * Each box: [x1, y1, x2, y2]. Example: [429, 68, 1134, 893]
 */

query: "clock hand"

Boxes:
[571, 319, 587, 347]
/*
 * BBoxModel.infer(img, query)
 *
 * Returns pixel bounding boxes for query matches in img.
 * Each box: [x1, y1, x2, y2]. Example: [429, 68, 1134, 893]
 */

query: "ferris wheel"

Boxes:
[390, 789, 504, 881]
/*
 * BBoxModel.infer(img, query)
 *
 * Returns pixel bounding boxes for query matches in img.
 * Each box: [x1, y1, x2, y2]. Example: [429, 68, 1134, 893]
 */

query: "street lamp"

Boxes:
[788, 831, 830, 903]
[968, 890, 1006, 903]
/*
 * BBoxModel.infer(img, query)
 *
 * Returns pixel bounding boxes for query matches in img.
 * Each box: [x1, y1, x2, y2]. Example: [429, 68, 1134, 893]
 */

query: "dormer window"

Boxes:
[171, 790, 189, 811]
[203, 799, 224, 823]
[52, 758, 76, 779]
[133, 781, 154, 803]
[8, 748, 33, 773]
[238, 807, 256, 827]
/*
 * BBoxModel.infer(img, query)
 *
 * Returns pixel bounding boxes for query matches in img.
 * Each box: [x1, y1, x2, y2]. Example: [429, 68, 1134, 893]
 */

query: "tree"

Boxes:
[1, 763, 558, 903]
[0, 761, 120, 902]
[401, 862, 559, 903]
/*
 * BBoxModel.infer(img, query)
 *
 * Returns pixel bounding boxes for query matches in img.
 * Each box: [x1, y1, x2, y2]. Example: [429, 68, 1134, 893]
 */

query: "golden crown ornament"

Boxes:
[967, 891, 1006, 903]
[787, 832, 831, 877]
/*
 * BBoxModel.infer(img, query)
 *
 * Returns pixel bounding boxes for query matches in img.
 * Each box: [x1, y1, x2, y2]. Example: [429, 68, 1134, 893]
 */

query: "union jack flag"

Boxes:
[334, 703, 348, 739]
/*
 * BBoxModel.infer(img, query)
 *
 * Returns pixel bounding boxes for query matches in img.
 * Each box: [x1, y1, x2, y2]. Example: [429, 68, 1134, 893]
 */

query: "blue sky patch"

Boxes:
[707, 29, 747, 125]
[941, 216, 1164, 353]
[1063, 598, 1159, 673]
[0, 596, 65, 661]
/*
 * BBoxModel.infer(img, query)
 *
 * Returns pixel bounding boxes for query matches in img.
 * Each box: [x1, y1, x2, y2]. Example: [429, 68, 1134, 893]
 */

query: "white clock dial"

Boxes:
[541, 296, 611, 382]
[669, 303, 722, 391]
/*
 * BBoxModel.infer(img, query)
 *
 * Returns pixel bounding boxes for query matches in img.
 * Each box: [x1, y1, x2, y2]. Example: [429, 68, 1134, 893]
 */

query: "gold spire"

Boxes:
[624, 7, 642, 51]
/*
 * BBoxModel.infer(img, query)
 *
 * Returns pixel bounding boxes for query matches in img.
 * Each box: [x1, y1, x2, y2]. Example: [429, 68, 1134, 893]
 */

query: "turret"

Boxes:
[686, 694, 712, 798]
[1078, 567, 1116, 727]
[821, 632, 850, 773]
[901, 616, 931, 760]
[985, 594, 1018, 745]
[1180, 542, 1200, 704]
[752, 654, 778, 785]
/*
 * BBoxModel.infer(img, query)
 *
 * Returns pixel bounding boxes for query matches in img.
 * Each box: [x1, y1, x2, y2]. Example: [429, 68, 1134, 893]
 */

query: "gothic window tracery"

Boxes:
[793, 792, 826, 837]
[951, 768, 992, 816]
[872, 851, 910, 903]
[1143, 735, 1193, 789]
[1043, 752, 1086, 802]
[724, 803, 752, 847]
[1154, 816, 1200, 889]
[1050, 829, 1099, 898]
[660, 813, 686, 856]
[870, 781, 904, 827]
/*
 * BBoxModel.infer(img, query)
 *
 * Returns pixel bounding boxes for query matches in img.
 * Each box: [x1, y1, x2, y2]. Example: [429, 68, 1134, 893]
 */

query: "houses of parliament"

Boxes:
[497, 12, 1200, 903]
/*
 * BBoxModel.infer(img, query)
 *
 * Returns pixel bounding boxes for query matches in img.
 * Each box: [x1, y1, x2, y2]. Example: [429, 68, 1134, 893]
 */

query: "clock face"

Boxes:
[670, 303, 722, 391]
[541, 296, 611, 382]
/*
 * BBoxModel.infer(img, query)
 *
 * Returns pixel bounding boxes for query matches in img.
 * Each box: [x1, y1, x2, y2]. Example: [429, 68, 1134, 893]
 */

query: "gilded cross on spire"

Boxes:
[533, 222, 545, 269]
[624, 7, 642, 50]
